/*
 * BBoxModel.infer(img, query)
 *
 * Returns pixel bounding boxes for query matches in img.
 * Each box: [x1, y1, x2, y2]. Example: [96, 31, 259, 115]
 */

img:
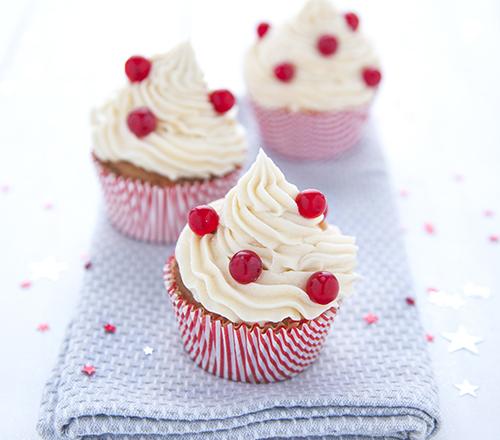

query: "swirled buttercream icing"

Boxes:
[244, 0, 381, 112]
[92, 42, 247, 180]
[175, 149, 357, 324]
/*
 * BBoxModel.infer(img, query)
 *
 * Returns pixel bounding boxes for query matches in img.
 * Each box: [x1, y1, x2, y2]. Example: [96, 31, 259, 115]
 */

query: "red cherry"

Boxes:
[317, 34, 339, 56]
[274, 62, 295, 82]
[306, 271, 339, 305]
[257, 22, 270, 39]
[125, 55, 152, 82]
[344, 12, 360, 31]
[209, 89, 235, 114]
[229, 250, 263, 284]
[127, 107, 157, 138]
[188, 205, 219, 236]
[362, 68, 382, 87]
[296, 189, 327, 219]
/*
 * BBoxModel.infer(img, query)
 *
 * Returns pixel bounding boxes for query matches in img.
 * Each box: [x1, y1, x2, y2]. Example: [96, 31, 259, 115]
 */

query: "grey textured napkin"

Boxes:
[37, 113, 440, 439]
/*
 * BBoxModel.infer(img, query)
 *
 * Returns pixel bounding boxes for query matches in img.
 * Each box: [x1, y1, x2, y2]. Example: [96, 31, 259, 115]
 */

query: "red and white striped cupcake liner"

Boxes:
[94, 160, 240, 244]
[164, 256, 337, 383]
[251, 101, 370, 160]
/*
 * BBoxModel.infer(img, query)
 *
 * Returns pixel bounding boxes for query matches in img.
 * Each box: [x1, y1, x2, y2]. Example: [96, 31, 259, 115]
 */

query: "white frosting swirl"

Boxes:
[92, 42, 247, 180]
[244, 0, 380, 112]
[175, 149, 357, 324]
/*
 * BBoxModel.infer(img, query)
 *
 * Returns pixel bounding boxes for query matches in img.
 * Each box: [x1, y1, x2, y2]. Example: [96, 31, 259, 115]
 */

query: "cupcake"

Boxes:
[245, 0, 382, 160]
[92, 42, 247, 243]
[164, 149, 357, 383]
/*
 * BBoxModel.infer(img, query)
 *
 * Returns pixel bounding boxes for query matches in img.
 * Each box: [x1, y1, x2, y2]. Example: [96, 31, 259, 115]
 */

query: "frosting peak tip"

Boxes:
[255, 148, 269, 161]
[299, 0, 338, 16]
[92, 40, 246, 181]
[249, 149, 282, 176]
[168, 40, 196, 60]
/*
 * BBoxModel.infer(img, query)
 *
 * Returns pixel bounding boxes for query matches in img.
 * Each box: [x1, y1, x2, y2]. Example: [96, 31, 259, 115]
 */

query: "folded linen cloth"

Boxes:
[38, 119, 440, 439]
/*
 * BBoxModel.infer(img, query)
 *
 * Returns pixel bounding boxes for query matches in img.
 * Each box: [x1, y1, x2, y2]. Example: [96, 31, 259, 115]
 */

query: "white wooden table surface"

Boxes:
[1, 1, 499, 438]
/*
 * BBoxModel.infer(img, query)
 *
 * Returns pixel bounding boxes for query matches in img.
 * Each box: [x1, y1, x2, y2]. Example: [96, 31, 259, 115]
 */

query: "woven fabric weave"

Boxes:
[37, 114, 440, 439]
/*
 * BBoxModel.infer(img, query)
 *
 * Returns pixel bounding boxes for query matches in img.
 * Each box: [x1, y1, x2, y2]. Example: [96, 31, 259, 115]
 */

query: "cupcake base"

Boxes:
[93, 157, 240, 244]
[164, 256, 337, 383]
[251, 101, 369, 160]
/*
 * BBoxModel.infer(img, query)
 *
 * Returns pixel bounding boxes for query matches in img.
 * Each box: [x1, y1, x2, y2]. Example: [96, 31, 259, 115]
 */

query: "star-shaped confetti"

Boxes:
[37, 323, 50, 332]
[405, 297, 416, 306]
[30, 257, 67, 281]
[463, 282, 491, 299]
[455, 380, 479, 397]
[442, 325, 483, 354]
[143, 346, 154, 355]
[363, 313, 378, 325]
[82, 364, 96, 376]
[424, 223, 435, 235]
[19, 280, 32, 289]
[103, 323, 116, 334]
[428, 290, 465, 309]
[425, 333, 435, 343]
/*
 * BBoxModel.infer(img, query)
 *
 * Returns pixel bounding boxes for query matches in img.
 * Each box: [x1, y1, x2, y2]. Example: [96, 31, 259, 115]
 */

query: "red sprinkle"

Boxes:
[82, 365, 96, 376]
[426, 333, 435, 343]
[37, 323, 50, 332]
[489, 234, 499, 243]
[406, 297, 416, 306]
[363, 313, 379, 325]
[104, 323, 116, 334]
[84, 260, 92, 270]
[424, 223, 435, 235]
[20, 280, 32, 289]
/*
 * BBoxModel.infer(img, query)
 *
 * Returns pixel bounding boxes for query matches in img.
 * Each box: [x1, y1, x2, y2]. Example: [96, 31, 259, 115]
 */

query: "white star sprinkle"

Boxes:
[143, 346, 154, 355]
[455, 380, 479, 397]
[442, 325, 483, 354]
[428, 290, 465, 309]
[30, 257, 67, 281]
[463, 283, 491, 299]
